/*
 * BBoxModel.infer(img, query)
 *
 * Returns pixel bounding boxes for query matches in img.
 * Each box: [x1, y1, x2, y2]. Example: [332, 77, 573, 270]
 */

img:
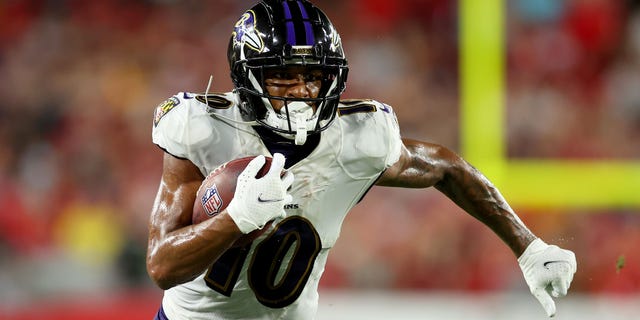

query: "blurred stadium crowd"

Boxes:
[0, 0, 639, 313]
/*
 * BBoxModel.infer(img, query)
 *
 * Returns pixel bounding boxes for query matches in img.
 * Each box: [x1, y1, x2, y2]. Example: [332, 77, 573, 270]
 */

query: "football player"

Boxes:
[146, 0, 577, 319]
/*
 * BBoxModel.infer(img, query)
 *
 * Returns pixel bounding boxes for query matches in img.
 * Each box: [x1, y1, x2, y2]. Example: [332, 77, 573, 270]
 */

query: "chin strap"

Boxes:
[255, 99, 315, 145]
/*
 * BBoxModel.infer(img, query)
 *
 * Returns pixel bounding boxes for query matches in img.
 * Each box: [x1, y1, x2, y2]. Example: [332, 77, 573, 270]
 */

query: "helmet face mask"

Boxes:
[228, 0, 349, 144]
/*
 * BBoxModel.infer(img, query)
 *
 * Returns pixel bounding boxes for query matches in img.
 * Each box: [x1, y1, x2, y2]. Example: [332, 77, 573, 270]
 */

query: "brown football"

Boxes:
[192, 156, 273, 247]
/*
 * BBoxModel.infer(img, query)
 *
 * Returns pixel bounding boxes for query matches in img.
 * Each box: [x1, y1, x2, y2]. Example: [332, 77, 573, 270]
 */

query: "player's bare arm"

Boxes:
[377, 138, 536, 256]
[146, 153, 243, 290]
[378, 138, 576, 316]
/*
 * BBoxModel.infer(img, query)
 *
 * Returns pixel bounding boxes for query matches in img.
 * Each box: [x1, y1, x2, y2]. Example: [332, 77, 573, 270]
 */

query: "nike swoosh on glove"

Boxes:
[518, 238, 577, 318]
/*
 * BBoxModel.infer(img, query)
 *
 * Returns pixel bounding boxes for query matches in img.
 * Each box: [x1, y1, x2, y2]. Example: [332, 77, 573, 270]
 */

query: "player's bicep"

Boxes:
[376, 138, 448, 188]
[149, 153, 205, 237]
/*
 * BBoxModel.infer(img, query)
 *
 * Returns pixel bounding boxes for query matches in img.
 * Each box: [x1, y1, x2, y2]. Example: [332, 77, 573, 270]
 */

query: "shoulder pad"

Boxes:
[334, 98, 402, 178]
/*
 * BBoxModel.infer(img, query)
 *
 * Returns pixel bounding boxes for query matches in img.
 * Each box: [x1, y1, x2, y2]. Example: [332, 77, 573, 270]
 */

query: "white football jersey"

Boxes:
[151, 91, 402, 320]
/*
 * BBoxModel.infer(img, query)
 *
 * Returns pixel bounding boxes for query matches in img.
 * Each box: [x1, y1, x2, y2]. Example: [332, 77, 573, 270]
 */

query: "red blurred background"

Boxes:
[0, 0, 638, 319]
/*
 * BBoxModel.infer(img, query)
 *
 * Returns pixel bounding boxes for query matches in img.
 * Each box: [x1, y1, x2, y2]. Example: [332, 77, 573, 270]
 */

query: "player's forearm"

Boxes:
[147, 212, 242, 289]
[434, 160, 536, 256]
[469, 194, 536, 256]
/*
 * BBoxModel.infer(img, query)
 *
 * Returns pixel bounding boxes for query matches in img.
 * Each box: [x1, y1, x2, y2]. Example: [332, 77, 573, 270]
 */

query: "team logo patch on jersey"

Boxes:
[201, 185, 223, 217]
[153, 96, 180, 127]
[232, 10, 264, 53]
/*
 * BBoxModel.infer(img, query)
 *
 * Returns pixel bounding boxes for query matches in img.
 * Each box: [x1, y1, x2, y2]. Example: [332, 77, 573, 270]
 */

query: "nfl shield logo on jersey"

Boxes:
[201, 185, 223, 217]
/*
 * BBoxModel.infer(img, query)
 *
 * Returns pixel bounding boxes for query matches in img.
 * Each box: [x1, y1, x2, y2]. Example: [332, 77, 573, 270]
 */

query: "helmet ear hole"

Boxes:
[230, 63, 243, 86]
[313, 44, 323, 58]
[282, 44, 293, 58]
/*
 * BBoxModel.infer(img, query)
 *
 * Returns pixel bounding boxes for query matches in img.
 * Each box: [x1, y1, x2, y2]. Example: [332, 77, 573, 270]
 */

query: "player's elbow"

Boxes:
[432, 146, 472, 188]
[147, 260, 177, 290]
[426, 145, 464, 178]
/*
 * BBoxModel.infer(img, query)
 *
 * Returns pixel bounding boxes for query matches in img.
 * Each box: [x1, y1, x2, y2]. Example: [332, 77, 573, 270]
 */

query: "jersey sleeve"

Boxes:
[151, 92, 215, 159]
[378, 102, 402, 168]
[336, 100, 403, 179]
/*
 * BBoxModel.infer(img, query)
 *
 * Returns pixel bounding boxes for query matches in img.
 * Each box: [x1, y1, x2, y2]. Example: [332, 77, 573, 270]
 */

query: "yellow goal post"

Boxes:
[460, 0, 640, 209]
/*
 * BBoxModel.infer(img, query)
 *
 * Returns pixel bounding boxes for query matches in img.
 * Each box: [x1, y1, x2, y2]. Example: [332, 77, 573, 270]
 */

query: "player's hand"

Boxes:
[518, 238, 577, 318]
[226, 153, 293, 234]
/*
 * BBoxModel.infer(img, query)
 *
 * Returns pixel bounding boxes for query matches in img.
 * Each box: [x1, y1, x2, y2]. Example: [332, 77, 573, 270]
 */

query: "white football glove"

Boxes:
[518, 238, 577, 318]
[226, 153, 294, 234]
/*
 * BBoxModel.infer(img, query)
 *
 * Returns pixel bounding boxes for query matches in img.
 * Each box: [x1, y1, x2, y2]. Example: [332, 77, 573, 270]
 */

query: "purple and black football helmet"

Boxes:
[228, 0, 349, 144]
